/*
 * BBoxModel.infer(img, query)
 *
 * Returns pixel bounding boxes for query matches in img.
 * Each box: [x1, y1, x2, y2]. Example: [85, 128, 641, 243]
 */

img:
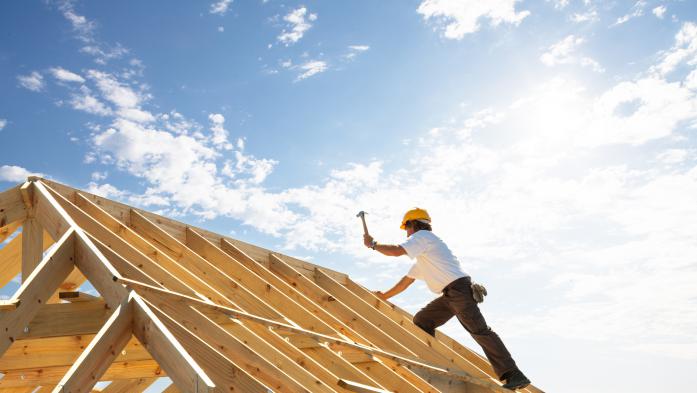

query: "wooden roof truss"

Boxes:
[0, 178, 543, 393]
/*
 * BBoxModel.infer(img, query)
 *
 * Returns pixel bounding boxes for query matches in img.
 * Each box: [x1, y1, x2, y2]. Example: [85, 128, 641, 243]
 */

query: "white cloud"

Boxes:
[17, 71, 45, 92]
[91, 171, 108, 181]
[612, 0, 646, 26]
[217, 26, 225, 32]
[652, 22, 697, 76]
[208, 113, 232, 149]
[571, 9, 598, 23]
[417, 0, 530, 39]
[296, 60, 328, 81]
[49, 67, 85, 83]
[344, 45, 370, 60]
[540, 35, 604, 72]
[57, 1, 128, 64]
[548, 0, 569, 9]
[0, 165, 43, 182]
[652, 5, 667, 19]
[70, 86, 112, 116]
[0, 119, 6, 131]
[210, 0, 233, 15]
[656, 149, 688, 164]
[277, 7, 317, 45]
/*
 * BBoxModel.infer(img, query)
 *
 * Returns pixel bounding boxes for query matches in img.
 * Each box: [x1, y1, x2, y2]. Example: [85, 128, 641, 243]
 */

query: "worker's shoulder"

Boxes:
[414, 229, 440, 241]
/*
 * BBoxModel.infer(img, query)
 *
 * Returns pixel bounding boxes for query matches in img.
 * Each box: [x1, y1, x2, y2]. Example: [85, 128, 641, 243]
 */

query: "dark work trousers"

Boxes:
[412, 276, 517, 380]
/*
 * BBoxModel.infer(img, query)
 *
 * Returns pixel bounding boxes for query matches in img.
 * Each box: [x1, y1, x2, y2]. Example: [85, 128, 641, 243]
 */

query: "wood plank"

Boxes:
[18, 300, 110, 340]
[131, 294, 215, 393]
[186, 227, 338, 335]
[129, 210, 279, 320]
[1, 334, 150, 371]
[54, 297, 133, 393]
[73, 232, 128, 309]
[219, 239, 364, 342]
[0, 186, 27, 229]
[145, 299, 296, 393]
[0, 359, 165, 388]
[41, 178, 350, 282]
[21, 219, 43, 282]
[142, 288, 336, 393]
[337, 380, 391, 393]
[0, 229, 75, 357]
[269, 254, 418, 357]
[67, 193, 212, 299]
[59, 291, 102, 303]
[101, 378, 157, 393]
[33, 183, 71, 242]
[43, 188, 195, 297]
[0, 220, 22, 244]
[120, 276, 507, 392]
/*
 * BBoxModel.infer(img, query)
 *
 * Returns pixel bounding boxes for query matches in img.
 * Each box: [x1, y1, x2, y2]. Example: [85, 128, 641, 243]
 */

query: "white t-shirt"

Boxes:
[400, 230, 469, 294]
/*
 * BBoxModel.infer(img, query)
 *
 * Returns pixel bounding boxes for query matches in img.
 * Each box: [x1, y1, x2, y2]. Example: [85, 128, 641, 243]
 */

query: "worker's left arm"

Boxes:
[363, 234, 406, 256]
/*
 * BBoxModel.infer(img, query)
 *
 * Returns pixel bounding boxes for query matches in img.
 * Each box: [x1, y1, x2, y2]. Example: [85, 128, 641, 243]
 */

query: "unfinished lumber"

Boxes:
[0, 186, 27, 228]
[131, 294, 215, 393]
[54, 296, 134, 393]
[0, 229, 75, 357]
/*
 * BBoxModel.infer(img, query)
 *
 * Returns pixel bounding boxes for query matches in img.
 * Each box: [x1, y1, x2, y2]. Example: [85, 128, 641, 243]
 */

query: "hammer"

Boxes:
[356, 211, 370, 236]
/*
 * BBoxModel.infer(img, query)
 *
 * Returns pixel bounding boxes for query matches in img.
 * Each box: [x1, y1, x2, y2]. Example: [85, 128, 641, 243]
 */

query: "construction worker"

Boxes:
[364, 208, 531, 390]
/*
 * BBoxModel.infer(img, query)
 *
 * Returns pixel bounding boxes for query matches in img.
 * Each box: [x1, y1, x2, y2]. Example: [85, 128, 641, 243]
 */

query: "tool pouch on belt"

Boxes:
[471, 282, 487, 303]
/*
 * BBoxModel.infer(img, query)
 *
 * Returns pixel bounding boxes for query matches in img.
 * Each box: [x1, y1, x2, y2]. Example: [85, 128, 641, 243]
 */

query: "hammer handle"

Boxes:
[360, 216, 369, 236]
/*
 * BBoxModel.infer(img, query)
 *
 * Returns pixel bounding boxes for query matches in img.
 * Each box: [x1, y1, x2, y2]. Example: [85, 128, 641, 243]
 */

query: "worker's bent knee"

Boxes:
[413, 313, 436, 336]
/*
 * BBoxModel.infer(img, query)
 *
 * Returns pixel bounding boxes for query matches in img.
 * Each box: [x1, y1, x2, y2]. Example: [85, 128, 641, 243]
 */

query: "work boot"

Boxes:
[502, 369, 530, 390]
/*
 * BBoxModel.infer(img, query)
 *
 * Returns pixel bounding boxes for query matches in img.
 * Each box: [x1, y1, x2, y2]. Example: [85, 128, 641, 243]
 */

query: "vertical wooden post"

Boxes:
[21, 181, 43, 282]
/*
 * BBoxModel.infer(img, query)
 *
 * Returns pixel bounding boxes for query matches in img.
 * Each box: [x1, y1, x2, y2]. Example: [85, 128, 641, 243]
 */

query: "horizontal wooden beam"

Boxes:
[18, 300, 110, 340]
[0, 334, 150, 371]
[0, 359, 165, 388]
[58, 292, 102, 303]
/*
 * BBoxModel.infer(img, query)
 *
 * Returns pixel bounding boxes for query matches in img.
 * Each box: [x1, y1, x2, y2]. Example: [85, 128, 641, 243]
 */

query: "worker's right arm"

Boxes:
[376, 275, 415, 301]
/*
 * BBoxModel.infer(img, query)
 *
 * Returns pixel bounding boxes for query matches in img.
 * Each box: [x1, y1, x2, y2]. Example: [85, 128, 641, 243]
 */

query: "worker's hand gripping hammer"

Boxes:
[357, 211, 377, 249]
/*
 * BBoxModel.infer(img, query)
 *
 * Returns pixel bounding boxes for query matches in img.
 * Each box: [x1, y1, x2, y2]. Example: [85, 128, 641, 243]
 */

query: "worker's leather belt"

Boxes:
[442, 276, 471, 292]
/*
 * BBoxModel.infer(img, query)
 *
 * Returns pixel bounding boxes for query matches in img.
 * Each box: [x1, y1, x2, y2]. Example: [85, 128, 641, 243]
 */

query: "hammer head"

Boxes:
[356, 211, 366, 219]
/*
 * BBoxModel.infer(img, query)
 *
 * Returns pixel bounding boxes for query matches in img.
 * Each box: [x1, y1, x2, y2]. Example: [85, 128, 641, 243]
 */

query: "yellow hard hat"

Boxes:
[400, 208, 431, 230]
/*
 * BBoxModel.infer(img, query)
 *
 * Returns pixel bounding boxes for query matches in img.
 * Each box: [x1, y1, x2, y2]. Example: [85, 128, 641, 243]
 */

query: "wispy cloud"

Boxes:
[17, 71, 45, 92]
[540, 35, 604, 72]
[210, 0, 233, 15]
[652, 5, 667, 19]
[0, 119, 6, 131]
[344, 45, 370, 60]
[49, 67, 85, 83]
[57, 1, 128, 64]
[277, 7, 317, 45]
[296, 60, 328, 81]
[612, 0, 646, 27]
[417, 0, 530, 39]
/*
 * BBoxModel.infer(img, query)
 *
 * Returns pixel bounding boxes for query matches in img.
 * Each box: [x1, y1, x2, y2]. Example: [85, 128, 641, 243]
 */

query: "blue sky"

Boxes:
[2, 1, 697, 392]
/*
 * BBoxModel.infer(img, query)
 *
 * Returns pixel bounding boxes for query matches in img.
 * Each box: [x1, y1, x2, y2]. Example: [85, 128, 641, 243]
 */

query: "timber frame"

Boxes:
[0, 178, 544, 393]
